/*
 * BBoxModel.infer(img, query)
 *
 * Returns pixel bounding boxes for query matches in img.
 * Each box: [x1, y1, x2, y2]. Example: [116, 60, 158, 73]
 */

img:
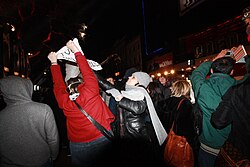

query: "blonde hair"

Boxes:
[171, 80, 191, 99]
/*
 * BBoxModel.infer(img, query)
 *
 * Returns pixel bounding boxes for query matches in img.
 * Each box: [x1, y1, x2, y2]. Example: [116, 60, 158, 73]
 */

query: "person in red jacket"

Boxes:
[48, 40, 115, 167]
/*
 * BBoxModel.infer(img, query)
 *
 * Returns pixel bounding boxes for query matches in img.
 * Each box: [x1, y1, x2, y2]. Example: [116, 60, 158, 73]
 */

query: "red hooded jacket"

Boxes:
[50, 52, 115, 142]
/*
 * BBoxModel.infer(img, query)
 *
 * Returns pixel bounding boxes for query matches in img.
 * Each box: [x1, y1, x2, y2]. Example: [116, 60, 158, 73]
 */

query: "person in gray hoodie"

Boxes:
[0, 76, 59, 167]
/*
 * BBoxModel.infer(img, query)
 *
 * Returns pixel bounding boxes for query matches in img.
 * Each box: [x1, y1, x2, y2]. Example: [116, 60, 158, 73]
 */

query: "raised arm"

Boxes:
[66, 40, 99, 95]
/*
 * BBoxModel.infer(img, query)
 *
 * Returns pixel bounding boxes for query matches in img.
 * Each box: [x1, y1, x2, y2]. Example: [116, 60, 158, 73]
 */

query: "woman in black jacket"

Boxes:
[159, 79, 199, 166]
[97, 71, 167, 167]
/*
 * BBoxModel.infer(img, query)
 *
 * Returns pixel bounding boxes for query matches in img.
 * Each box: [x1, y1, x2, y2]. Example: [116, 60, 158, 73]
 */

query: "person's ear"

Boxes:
[210, 69, 214, 74]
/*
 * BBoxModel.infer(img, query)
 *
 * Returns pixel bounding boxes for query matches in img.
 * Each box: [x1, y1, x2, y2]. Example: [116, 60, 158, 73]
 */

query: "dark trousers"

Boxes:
[198, 148, 217, 167]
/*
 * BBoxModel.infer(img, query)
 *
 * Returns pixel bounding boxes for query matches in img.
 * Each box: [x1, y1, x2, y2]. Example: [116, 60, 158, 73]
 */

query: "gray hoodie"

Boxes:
[0, 76, 59, 167]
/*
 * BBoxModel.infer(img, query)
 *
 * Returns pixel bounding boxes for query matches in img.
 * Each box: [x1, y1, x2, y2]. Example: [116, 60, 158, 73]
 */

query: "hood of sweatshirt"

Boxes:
[0, 76, 33, 105]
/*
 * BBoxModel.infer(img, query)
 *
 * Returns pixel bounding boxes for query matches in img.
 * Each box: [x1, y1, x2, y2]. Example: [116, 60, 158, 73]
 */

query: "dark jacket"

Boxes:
[158, 96, 197, 149]
[211, 74, 250, 159]
[96, 73, 150, 140]
[118, 96, 150, 140]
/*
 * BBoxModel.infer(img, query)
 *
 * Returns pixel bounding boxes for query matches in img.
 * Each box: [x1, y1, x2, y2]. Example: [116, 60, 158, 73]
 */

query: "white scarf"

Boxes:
[121, 86, 144, 101]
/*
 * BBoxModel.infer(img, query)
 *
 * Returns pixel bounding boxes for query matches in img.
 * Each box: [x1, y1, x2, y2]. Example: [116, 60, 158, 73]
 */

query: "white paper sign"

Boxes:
[56, 46, 76, 62]
[56, 38, 102, 71]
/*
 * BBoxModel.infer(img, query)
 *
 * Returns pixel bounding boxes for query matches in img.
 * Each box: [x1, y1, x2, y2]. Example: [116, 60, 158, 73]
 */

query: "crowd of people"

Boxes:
[1, 5, 250, 167]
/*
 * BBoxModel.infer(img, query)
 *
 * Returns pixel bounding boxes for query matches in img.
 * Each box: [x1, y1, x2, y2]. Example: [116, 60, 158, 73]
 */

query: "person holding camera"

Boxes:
[190, 49, 240, 167]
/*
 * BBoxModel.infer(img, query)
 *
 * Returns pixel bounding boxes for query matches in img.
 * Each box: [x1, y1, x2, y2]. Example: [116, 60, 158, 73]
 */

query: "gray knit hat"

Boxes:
[133, 72, 152, 88]
[65, 63, 81, 82]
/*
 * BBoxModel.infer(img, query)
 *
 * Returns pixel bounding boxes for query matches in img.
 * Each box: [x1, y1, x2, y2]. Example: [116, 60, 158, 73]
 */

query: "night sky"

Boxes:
[2, 0, 250, 58]
[1, 0, 250, 80]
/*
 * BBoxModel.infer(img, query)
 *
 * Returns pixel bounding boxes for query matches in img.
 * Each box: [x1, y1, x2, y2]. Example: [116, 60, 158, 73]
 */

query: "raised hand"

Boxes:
[213, 49, 230, 61]
[66, 40, 80, 53]
[48, 52, 58, 64]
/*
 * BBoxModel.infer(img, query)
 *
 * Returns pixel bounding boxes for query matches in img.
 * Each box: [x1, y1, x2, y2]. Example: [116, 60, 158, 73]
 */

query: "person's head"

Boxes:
[147, 81, 165, 102]
[123, 67, 138, 80]
[126, 72, 152, 88]
[64, 63, 81, 82]
[66, 76, 83, 94]
[171, 80, 191, 99]
[158, 76, 167, 86]
[242, 6, 250, 42]
[0, 76, 33, 105]
[211, 57, 236, 75]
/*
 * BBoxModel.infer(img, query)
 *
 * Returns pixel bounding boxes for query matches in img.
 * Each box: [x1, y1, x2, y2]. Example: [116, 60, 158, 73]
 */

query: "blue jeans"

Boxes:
[70, 135, 112, 167]
[198, 148, 217, 167]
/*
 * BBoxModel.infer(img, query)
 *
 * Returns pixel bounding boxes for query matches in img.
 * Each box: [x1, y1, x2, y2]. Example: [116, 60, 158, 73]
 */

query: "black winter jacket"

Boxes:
[118, 97, 150, 140]
[95, 72, 150, 140]
[211, 75, 250, 159]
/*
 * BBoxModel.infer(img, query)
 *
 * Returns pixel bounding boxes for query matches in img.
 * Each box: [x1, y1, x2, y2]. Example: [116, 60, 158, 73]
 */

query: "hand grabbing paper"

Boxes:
[56, 38, 102, 71]
[106, 88, 122, 101]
